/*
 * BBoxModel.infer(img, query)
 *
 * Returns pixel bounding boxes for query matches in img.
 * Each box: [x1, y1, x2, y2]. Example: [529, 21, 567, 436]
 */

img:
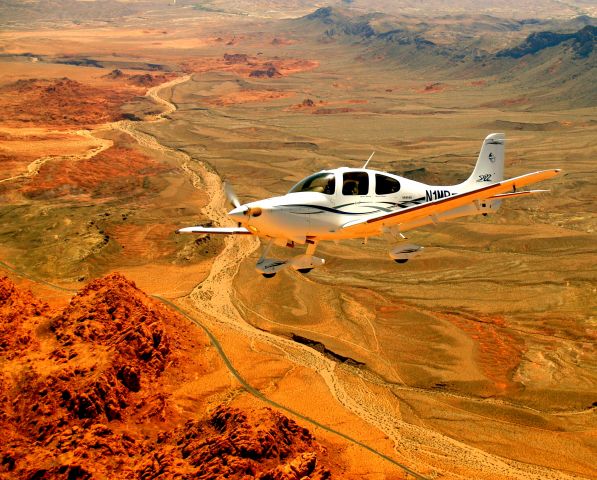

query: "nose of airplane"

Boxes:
[228, 205, 248, 223]
[228, 204, 265, 224]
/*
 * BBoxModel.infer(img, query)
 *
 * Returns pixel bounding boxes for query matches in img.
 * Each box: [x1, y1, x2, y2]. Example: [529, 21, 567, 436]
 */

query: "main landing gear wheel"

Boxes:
[297, 268, 313, 274]
[394, 259, 408, 264]
[262, 273, 276, 278]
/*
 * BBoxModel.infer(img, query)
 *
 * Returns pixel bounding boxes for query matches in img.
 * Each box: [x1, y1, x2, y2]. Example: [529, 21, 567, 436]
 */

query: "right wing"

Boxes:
[177, 226, 253, 235]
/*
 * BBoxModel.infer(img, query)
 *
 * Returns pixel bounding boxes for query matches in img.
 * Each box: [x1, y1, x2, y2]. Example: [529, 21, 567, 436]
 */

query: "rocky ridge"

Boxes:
[0, 78, 135, 127]
[496, 25, 596, 58]
[102, 69, 176, 87]
[0, 274, 333, 479]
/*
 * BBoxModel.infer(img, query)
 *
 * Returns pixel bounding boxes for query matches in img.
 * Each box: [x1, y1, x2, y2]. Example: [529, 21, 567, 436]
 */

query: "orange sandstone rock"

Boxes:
[0, 274, 335, 479]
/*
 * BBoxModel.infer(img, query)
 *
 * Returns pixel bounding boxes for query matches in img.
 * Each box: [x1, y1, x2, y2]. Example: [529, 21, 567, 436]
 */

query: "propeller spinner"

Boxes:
[224, 182, 263, 227]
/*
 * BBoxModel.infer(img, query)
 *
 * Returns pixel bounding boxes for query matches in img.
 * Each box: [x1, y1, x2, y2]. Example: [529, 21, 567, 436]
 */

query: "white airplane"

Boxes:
[178, 133, 560, 278]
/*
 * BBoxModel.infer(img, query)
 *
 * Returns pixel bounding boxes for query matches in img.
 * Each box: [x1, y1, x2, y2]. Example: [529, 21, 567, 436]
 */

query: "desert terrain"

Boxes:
[0, 1, 595, 479]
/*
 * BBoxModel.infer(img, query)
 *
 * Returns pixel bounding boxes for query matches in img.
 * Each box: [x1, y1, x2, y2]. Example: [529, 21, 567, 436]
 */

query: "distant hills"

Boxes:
[299, 7, 434, 44]
[293, 7, 596, 108]
[298, 6, 596, 57]
[496, 25, 595, 58]
[490, 24, 596, 108]
[296, 6, 442, 56]
[295, 7, 597, 61]
[303, 6, 376, 38]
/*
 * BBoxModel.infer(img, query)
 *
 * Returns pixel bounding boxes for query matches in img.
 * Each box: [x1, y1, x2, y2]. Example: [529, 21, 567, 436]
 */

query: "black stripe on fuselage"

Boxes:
[274, 199, 427, 216]
[276, 203, 394, 215]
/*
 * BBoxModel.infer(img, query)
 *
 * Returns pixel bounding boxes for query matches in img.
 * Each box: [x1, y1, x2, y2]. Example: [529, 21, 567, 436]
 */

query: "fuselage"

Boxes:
[229, 167, 470, 243]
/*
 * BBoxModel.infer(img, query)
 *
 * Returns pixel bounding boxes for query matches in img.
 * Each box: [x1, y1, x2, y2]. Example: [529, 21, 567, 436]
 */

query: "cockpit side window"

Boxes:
[342, 172, 369, 195]
[375, 174, 400, 195]
[289, 172, 335, 195]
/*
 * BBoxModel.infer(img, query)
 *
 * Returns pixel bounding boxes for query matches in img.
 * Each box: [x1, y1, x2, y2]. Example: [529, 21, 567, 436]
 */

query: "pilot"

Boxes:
[342, 180, 359, 195]
[323, 180, 334, 195]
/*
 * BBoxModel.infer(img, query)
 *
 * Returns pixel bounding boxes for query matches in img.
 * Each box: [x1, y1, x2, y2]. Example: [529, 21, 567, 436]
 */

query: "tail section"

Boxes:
[463, 133, 505, 186]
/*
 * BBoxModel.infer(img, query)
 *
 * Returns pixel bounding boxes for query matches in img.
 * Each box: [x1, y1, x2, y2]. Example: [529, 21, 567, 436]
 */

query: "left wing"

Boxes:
[340, 169, 561, 233]
[177, 226, 253, 235]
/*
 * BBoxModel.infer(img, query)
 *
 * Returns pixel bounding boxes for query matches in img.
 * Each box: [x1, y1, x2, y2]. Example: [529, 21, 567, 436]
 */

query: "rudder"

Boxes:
[464, 133, 505, 186]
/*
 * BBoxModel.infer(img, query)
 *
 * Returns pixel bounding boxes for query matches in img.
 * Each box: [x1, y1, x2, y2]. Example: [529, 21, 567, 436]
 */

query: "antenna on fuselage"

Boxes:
[363, 151, 375, 169]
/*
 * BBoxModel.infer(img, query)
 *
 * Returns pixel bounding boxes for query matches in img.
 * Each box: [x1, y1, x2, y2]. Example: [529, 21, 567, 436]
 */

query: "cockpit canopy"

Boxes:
[289, 172, 336, 195]
[289, 170, 401, 196]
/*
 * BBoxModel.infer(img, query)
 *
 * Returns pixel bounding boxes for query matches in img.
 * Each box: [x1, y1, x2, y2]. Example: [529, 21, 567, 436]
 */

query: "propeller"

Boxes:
[223, 182, 241, 209]
[223, 182, 262, 225]
[224, 181, 261, 226]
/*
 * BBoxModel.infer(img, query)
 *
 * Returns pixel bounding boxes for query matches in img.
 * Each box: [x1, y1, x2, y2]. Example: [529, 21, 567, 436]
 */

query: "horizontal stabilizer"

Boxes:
[177, 226, 252, 235]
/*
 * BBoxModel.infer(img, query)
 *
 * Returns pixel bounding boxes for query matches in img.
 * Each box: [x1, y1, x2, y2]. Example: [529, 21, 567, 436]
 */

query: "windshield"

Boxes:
[289, 172, 335, 195]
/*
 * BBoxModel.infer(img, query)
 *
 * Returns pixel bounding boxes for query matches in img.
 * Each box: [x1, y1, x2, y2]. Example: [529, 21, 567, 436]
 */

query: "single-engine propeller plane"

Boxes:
[178, 133, 561, 278]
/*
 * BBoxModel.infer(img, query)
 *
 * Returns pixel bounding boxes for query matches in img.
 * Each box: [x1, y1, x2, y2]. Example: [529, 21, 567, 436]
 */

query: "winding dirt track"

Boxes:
[0, 129, 112, 184]
[2, 75, 587, 480]
[0, 75, 189, 185]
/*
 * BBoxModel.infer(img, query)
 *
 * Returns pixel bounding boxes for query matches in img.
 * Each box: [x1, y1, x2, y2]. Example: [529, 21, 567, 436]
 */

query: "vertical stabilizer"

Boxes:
[464, 133, 505, 186]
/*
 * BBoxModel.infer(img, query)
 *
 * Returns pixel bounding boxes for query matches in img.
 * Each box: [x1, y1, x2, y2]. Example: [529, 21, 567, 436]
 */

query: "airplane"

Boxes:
[178, 133, 561, 278]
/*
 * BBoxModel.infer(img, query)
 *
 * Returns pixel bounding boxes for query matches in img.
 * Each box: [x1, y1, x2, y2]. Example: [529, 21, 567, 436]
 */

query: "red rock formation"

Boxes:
[51, 273, 171, 376]
[0, 277, 46, 358]
[104, 68, 174, 87]
[23, 146, 173, 201]
[0, 274, 334, 479]
[224, 53, 249, 64]
[137, 405, 331, 480]
[127, 73, 174, 87]
[249, 64, 282, 78]
[0, 78, 135, 127]
[103, 68, 127, 79]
